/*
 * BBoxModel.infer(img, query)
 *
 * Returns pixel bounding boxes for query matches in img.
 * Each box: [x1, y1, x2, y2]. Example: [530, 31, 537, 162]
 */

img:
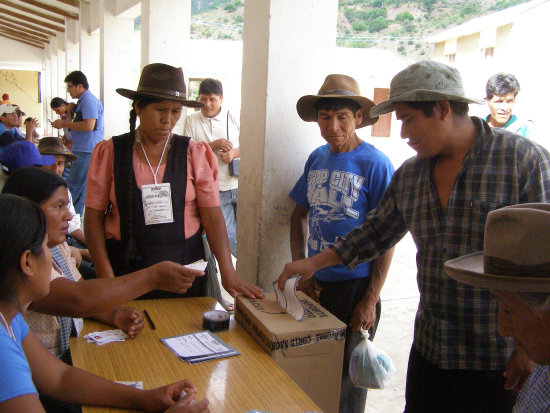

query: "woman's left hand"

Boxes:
[113, 307, 145, 338]
[222, 275, 264, 299]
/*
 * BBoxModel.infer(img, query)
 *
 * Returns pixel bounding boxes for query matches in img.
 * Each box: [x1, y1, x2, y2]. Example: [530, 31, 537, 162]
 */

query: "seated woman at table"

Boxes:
[0, 194, 210, 413]
[84, 63, 263, 301]
[2, 167, 204, 363]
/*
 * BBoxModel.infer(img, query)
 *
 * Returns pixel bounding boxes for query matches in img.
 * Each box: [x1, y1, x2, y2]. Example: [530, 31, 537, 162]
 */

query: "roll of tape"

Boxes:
[202, 310, 230, 332]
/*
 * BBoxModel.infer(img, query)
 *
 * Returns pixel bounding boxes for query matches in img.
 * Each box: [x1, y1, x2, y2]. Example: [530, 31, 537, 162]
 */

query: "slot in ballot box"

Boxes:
[235, 292, 346, 413]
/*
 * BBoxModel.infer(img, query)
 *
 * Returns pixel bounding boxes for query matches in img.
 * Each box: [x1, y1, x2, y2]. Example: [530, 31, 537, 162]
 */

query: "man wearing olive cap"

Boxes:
[279, 60, 550, 412]
[286, 74, 395, 413]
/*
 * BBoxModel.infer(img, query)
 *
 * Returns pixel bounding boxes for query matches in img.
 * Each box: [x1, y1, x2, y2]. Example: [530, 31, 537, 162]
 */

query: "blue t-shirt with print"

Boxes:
[290, 141, 394, 282]
[71, 89, 104, 153]
[0, 313, 37, 403]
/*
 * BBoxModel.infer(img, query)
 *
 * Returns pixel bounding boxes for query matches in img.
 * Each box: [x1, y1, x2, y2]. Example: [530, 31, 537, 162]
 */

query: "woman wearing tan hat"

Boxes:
[84, 63, 263, 301]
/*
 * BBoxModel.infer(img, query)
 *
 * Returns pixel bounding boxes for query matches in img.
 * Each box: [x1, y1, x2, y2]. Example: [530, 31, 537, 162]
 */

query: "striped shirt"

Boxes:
[332, 117, 550, 370]
[513, 365, 550, 412]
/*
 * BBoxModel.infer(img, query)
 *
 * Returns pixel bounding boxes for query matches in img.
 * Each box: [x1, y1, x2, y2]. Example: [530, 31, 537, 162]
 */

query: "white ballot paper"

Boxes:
[161, 331, 239, 364]
[184, 260, 208, 272]
[273, 275, 306, 321]
[84, 329, 128, 345]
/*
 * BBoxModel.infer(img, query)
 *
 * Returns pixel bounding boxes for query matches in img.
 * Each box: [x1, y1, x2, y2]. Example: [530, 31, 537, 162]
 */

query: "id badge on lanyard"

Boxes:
[137, 130, 174, 225]
[141, 183, 174, 225]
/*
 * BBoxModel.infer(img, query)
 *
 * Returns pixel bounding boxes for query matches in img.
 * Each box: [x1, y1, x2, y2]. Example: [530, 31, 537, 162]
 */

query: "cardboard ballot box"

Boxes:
[235, 292, 346, 413]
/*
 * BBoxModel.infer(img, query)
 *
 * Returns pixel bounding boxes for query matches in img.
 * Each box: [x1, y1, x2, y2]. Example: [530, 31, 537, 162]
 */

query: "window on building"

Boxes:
[483, 47, 494, 58]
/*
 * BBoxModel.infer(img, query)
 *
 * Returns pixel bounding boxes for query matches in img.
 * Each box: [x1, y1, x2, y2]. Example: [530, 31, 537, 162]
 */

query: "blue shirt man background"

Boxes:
[52, 71, 104, 215]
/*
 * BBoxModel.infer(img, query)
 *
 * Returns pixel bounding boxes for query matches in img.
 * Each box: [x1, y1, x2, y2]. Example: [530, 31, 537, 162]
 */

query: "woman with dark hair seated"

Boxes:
[0, 194, 209, 413]
[84, 63, 263, 301]
[2, 167, 203, 364]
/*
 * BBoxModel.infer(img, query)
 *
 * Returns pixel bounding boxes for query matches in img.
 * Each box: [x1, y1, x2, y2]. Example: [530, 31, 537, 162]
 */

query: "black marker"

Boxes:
[143, 310, 156, 330]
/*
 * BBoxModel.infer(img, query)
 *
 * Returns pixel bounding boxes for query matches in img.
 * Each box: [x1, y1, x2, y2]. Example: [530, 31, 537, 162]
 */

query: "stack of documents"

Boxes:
[161, 331, 239, 364]
[84, 329, 128, 345]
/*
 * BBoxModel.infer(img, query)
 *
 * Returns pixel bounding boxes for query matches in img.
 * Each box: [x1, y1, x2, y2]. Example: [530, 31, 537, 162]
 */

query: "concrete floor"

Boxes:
[364, 233, 418, 413]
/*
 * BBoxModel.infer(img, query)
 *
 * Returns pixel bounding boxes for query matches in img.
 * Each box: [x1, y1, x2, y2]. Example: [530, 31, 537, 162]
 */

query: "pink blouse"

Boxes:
[85, 137, 220, 240]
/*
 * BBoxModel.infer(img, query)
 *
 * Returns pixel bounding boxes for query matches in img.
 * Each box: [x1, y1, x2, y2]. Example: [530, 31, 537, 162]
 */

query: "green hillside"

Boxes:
[190, 0, 531, 58]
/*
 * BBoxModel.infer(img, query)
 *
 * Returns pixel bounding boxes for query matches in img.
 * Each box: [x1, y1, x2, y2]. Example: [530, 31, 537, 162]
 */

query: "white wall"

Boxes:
[0, 37, 43, 71]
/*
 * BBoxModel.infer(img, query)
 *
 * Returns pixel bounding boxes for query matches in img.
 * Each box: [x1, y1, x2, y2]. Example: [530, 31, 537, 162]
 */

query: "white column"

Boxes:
[80, 0, 100, 98]
[238, 0, 338, 288]
[56, 34, 66, 99]
[99, 0, 134, 139]
[49, 46, 58, 102]
[140, 0, 190, 68]
[65, 18, 80, 73]
[140, 0, 192, 134]
[43, 46, 53, 135]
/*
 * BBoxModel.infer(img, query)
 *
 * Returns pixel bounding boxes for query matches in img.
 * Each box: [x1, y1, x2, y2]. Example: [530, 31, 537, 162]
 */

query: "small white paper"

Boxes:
[184, 260, 208, 272]
[272, 275, 306, 321]
[84, 329, 128, 345]
[116, 381, 143, 389]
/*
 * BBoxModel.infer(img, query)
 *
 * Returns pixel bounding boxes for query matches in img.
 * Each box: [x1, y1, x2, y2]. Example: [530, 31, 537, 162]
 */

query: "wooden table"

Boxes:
[70, 297, 321, 413]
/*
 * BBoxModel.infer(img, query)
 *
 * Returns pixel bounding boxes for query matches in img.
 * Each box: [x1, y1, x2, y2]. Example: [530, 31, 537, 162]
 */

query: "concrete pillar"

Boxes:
[140, 0, 192, 134]
[80, 0, 100, 99]
[140, 0, 190, 68]
[56, 34, 66, 100]
[66, 18, 80, 73]
[49, 47, 58, 103]
[238, 0, 338, 289]
[43, 46, 53, 135]
[99, 0, 134, 138]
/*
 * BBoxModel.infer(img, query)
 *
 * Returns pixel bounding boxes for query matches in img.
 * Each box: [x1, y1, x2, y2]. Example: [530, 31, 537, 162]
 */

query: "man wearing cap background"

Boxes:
[287, 74, 395, 413]
[445, 203, 550, 412]
[279, 60, 550, 412]
[0, 140, 55, 190]
[0, 104, 38, 148]
[52, 70, 104, 216]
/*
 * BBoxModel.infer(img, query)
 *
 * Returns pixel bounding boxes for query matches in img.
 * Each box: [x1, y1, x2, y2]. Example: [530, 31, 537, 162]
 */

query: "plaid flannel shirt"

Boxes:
[332, 117, 550, 370]
[513, 365, 550, 412]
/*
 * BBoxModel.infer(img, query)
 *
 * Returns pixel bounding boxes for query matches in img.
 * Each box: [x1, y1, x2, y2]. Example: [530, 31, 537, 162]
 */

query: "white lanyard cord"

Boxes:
[0, 311, 15, 341]
[136, 128, 171, 185]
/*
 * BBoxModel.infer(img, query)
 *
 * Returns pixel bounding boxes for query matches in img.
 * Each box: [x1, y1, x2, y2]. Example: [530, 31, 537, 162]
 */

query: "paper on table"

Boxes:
[184, 260, 208, 272]
[161, 330, 240, 365]
[272, 275, 306, 321]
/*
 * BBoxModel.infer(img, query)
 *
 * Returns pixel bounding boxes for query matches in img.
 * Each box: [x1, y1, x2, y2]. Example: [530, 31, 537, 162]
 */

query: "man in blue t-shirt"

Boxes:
[52, 70, 104, 215]
[288, 74, 395, 413]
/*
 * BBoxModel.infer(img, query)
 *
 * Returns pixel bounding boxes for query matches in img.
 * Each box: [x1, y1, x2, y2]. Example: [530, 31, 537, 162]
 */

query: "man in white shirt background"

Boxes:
[184, 78, 240, 257]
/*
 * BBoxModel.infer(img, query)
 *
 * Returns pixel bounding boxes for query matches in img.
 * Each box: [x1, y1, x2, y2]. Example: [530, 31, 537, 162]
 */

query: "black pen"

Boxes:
[143, 310, 156, 330]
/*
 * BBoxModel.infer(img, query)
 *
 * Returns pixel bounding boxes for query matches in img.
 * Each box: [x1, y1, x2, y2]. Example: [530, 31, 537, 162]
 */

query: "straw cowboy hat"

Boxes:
[370, 60, 484, 118]
[38, 136, 77, 162]
[444, 203, 550, 292]
[116, 63, 203, 108]
[296, 74, 378, 128]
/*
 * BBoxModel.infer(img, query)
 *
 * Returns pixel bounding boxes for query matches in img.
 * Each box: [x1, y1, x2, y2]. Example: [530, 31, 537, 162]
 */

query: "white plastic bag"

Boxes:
[349, 329, 396, 389]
